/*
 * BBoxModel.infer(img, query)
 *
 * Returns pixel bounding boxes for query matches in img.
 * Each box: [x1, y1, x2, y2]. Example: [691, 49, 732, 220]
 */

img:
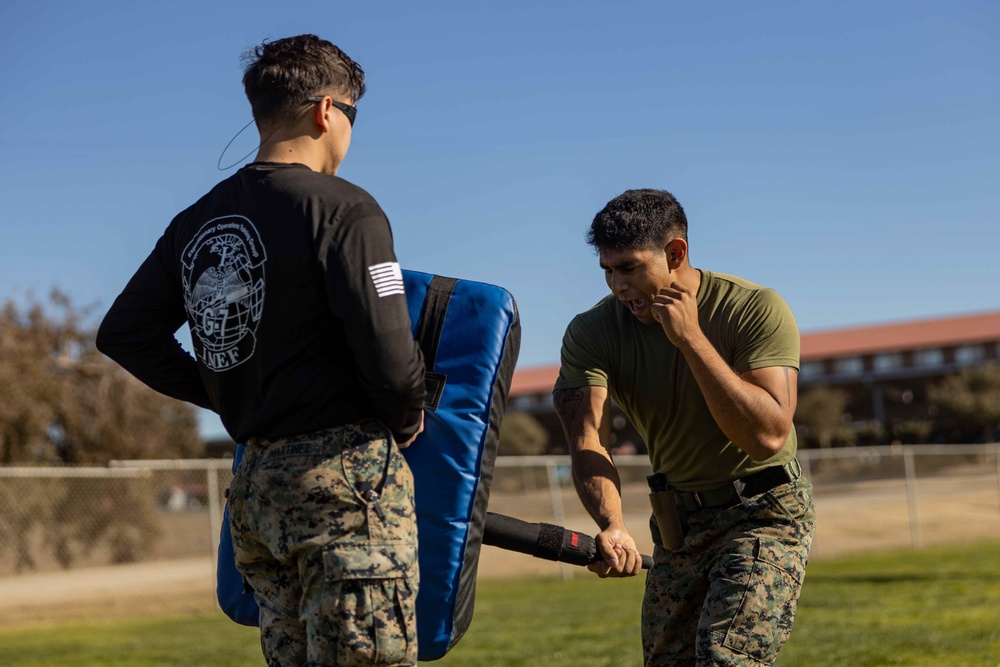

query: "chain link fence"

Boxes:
[0, 460, 231, 577]
[490, 444, 1000, 564]
[1, 445, 998, 579]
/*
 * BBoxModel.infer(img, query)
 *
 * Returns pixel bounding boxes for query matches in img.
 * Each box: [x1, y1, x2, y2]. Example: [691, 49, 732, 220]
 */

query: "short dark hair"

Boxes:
[241, 34, 366, 127]
[586, 188, 688, 252]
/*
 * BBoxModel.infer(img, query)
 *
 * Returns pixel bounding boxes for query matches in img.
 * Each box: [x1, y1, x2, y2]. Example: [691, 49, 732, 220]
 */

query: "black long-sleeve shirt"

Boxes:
[97, 162, 425, 443]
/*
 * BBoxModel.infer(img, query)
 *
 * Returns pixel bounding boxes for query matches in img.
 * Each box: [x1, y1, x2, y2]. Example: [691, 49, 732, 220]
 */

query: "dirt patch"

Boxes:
[1, 474, 998, 630]
[0, 557, 218, 628]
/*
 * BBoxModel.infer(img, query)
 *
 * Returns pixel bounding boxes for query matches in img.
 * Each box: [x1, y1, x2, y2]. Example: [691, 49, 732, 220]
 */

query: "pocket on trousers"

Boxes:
[720, 538, 805, 663]
[324, 541, 418, 666]
[763, 481, 811, 520]
[341, 424, 416, 542]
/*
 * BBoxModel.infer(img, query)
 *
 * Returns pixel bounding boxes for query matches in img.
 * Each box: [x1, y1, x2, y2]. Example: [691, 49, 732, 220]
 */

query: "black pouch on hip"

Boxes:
[647, 473, 685, 551]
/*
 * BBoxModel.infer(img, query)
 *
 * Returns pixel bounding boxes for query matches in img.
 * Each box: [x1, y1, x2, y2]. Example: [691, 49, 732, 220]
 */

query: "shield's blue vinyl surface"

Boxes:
[215, 270, 520, 661]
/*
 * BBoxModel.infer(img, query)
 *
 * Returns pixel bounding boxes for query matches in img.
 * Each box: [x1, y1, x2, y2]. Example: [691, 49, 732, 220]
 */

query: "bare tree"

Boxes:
[0, 290, 202, 464]
[0, 299, 62, 463]
[0, 291, 204, 569]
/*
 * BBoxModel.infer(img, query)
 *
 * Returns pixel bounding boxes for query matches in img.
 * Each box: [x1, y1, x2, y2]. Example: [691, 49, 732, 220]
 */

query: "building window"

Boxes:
[913, 347, 944, 367]
[873, 352, 903, 372]
[954, 344, 984, 366]
[833, 356, 863, 375]
[800, 361, 825, 378]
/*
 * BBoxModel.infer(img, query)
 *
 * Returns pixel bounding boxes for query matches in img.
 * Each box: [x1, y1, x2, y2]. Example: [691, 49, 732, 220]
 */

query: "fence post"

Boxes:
[545, 458, 573, 581]
[903, 447, 922, 550]
[207, 463, 222, 585]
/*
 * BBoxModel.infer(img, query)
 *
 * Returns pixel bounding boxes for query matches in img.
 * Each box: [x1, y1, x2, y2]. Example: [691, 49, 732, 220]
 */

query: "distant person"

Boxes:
[552, 189, 815, 666]
[97, 34, 426, 666]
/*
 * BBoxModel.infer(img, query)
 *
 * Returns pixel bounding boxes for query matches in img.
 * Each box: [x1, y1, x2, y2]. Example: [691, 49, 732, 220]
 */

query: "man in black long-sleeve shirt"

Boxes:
[97, 34, 426, 666]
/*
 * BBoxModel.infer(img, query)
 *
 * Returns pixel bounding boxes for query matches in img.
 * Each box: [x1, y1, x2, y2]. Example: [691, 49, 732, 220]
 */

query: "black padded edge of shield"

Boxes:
[450, 294, 521, 652]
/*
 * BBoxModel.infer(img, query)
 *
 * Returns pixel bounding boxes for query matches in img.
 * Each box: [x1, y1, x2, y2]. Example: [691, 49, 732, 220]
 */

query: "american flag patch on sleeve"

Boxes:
[368, 262, 405, 297]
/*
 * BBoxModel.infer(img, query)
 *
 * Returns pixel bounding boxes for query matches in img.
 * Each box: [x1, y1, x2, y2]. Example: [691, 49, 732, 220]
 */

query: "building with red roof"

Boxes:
[507, 310, 1000, 452]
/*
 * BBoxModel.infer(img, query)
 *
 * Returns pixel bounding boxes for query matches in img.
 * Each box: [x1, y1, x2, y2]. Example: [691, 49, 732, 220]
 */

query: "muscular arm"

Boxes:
[553, 386, 641, 577]
[652, 282, 797, 461]
[681, 341, 797, 460]
[554, 386, 622, 530]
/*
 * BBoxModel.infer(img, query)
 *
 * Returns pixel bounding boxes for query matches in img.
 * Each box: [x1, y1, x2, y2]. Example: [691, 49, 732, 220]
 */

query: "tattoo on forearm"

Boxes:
[553, 388, 586, 441]
[553, 388, 584, 418]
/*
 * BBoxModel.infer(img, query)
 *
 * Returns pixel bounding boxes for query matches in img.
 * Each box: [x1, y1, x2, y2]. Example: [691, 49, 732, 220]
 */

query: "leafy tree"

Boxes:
[498, 411, 549, 456]
[927, 364, 1000, 442]
[888, 419, 934, 445]
[794, 385, 854, 448]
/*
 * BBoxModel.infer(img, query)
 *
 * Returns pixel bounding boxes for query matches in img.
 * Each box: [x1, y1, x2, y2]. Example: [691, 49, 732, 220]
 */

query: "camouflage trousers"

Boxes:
[228, 421, 419, 667]
[643, 476, 816, 667]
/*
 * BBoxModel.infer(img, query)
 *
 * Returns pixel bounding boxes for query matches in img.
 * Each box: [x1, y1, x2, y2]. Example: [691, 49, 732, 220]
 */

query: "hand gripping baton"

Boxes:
[482, 511, 654, 569]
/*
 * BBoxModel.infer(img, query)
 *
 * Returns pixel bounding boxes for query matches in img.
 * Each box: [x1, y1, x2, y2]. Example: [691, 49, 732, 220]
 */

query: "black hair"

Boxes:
[586, 189, 688, 251]
[241, 34, 366, 127]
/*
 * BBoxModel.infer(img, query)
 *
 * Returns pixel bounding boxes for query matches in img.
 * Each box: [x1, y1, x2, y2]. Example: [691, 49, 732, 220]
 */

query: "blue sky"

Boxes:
[2, 1, 997, 439]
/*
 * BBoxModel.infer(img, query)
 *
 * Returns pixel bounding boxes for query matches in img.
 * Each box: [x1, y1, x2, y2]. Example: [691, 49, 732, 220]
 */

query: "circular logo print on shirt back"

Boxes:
[181, 216, 267, 371]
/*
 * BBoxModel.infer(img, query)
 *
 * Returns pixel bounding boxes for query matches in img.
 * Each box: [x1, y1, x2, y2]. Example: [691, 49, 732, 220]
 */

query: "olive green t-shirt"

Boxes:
[554, 270, 799, 490]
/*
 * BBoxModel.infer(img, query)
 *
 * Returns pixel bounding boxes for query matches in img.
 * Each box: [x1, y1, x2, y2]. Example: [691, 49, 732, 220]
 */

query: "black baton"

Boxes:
[482, 511, 654, 570]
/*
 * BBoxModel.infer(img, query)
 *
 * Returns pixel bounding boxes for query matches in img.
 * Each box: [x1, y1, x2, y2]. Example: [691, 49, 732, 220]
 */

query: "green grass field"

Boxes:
[1, 541, 998, 666]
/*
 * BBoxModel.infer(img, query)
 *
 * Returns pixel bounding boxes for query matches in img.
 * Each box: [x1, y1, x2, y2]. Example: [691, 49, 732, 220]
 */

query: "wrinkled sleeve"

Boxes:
[96, 234, 214, 410]
[318, 201, 425, 442]
[554, 314, 610, 391]
[732, 288, 800, 374]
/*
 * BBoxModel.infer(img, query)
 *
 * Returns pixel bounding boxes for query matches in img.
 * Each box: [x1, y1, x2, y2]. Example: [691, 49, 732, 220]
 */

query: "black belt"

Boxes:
[669, 460, 802, 512]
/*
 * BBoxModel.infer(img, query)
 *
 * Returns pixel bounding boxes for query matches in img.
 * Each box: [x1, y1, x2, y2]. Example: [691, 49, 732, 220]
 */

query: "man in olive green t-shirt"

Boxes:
[553, 189, 815, 666]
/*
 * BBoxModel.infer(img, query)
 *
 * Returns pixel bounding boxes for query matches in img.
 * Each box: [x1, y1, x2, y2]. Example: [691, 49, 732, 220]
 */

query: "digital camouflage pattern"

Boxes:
[642, 477, 815, 667]
[228, 421, 419, 666]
